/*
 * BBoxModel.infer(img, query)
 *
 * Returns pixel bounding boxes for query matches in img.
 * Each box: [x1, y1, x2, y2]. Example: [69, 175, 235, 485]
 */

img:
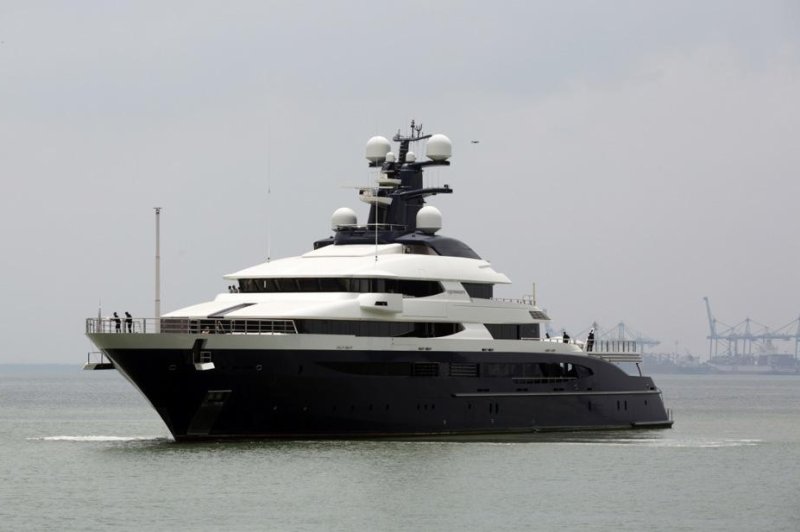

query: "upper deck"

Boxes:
[85, 316, 643, 364]
[224, 243, 510, 285]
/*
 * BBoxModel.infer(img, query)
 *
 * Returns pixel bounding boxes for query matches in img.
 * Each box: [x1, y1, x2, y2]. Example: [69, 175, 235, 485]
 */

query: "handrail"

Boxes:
[85, 317, 298, 335]
[86, 351, 108, 365]
[538, 337, 639, 351]
[334, 223, 408, 232]
[491, 296, 535, 305]
[591, 339, 640, 353]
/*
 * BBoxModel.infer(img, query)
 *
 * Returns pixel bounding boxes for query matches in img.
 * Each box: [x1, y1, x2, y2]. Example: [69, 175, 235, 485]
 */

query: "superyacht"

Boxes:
[86, 122, 673, 440]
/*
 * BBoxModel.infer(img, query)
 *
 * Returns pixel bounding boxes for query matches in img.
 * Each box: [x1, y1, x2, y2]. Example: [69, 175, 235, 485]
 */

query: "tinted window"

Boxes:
[238, 277, 443, 297]
[485, 323, 541, 340]
[296, 319, 463, 338]
[463, 283, 493, 299]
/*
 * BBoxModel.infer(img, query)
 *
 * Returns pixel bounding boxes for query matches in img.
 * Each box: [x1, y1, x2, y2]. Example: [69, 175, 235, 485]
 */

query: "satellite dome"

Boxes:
[416, 206, 442, 235]
[385, 151, 396, 163]
[406, 151, 417, 163]
[331, 207, 357, 231]
[365, 136, 391, 163]
[426, 134, 452, 161]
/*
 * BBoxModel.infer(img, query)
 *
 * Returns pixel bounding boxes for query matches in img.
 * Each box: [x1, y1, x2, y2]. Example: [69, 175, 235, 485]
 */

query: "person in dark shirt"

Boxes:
[125, 312, 133, 333]
[113, 312, 121, 333]
[562, 330, 570, 343]
[586, 329, 595, 352]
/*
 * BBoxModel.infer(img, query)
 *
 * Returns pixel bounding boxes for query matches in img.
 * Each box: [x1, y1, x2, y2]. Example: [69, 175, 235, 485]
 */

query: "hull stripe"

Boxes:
[453, 389, 662, 398]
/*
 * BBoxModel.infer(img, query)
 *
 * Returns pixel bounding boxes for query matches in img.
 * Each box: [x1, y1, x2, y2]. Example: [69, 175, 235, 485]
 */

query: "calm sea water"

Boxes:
[1, 366, 798, 531]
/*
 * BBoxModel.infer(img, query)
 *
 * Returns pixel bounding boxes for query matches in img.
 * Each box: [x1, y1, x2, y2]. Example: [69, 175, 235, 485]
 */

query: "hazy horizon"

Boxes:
[1, 1, 798, 363]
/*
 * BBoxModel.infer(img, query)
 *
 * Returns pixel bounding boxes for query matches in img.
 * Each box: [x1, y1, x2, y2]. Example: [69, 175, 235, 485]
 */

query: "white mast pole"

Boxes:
[154, 207, 161, 332]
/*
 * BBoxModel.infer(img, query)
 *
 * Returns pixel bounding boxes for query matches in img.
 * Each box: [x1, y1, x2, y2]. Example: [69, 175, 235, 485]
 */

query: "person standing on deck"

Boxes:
[586, 329, 595, 352]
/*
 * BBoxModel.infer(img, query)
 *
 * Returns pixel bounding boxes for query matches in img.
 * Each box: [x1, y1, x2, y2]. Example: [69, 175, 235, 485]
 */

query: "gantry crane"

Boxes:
[703, 297, 800, 359]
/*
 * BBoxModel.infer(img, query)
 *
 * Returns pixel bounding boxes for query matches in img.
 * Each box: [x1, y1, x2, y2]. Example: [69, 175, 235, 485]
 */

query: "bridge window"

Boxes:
[463, 283, 493, 299]
[238, 277, 443, 297]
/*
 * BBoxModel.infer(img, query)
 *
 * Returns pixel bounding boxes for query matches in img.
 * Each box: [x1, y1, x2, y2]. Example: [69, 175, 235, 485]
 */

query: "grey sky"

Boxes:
[1, 1, 798, 363]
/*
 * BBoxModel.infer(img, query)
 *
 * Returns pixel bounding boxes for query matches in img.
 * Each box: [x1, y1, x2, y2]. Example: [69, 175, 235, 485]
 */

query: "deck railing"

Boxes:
[491, 296, 535, 305]
[85, 317, 298, 335]
[590, 339, 639, 353]
[539, 337, 638, 352]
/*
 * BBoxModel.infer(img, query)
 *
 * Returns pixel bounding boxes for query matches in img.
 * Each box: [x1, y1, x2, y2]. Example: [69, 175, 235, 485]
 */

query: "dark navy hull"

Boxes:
[103, 347, 673, 441]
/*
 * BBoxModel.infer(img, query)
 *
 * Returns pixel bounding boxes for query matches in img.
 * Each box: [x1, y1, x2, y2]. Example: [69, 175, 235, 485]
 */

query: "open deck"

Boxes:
[85, 317, 298, 335]
[85, 317, 643, 362]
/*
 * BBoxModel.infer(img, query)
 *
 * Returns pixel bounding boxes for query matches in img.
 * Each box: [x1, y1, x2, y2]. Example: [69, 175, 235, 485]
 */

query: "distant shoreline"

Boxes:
[0, 363, 84, 373]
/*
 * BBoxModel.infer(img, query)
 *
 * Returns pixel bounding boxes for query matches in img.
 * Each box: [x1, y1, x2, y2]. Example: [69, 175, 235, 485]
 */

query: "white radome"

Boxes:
[331, 207, 357, 230]
[426, 134, 452, 161]
[416, 205, 442, 234]
[365, 136, 391, 163]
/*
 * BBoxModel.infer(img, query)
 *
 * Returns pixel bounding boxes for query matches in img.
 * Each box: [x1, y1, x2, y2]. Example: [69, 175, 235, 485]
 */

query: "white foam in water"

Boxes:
[667, 438, 763, 448]
[561, 438, 763, 448]
[30, 435, 163, 442]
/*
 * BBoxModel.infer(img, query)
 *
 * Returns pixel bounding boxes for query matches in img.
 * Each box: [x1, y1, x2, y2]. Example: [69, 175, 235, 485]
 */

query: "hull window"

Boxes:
[483, 362, 593, 380]
[317, 361, 440, 377]
[449, 362, 479, 377]
[318, 361, 413, 376]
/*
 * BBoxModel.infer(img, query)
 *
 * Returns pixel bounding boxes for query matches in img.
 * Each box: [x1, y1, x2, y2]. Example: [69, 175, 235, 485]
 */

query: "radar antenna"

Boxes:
[393, 120, 433, 164]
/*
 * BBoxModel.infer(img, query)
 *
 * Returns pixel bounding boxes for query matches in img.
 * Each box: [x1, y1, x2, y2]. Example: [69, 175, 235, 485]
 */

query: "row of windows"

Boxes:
[236, 278, 499, 299]
[176, 319, 541, 340]
[317, 361, 593, 378]
[485, 323, 541, 340]
[319, 361, 441, 376]
[483, 362, 593, 379]
[300, 322, 544, 342]
[238, 277, 444, 297]
[296, 320, 463, 338]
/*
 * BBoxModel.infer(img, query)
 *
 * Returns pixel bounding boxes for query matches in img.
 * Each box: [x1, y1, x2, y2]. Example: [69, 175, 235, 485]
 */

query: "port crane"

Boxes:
[703, 297, 800, 359]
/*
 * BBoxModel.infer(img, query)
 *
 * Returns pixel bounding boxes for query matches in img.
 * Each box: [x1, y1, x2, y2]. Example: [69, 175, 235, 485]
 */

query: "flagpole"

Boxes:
[154, 207, 161, 332]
